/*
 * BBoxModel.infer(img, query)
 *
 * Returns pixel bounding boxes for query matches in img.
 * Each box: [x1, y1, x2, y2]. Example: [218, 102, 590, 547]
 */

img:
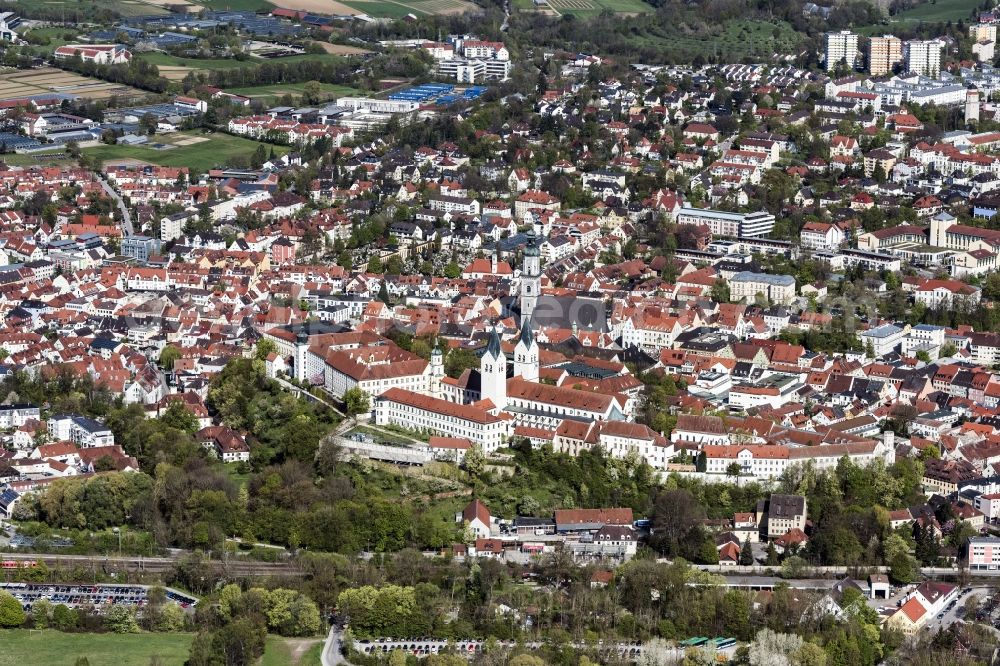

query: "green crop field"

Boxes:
[137, 52, 256, 70]
[81, 131, 289, 172]
[339, 0, 424, 17]
[139, 51, 345, 72]
[0, 630, 193, 666]
[198, 0, 275, 10]
[890, 0, 980, 23]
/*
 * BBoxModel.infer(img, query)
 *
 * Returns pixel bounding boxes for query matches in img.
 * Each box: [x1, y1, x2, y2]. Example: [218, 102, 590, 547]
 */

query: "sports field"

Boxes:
[0, 68, 144, 102]
[81, 131, 290, 172]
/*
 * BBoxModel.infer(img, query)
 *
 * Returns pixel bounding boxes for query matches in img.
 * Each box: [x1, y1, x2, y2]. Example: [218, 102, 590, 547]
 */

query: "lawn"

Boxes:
[21, 26, 81, 49]
[222, 462, 252, 490]
[0, 629, 193, 666]
[890, 0, 980, 23]
[0, 631, 322, 666]
[81, 131, 289, 172]
[226, 82, 359, 103]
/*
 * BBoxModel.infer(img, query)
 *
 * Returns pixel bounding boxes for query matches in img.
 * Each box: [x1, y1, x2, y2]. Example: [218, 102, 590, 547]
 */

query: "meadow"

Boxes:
[0, 629, 193, 666]
[0, 630, 321, 666]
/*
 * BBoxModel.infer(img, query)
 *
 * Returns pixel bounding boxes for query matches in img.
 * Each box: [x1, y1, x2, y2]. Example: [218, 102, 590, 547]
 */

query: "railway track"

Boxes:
[1, 552, 305, 576]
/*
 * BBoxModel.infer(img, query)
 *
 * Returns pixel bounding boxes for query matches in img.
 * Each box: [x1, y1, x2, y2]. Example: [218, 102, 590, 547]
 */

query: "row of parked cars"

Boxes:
[358, 640, 482, 656]
[936, 587, 974, 621]
[355, 639, 647, 657]
[0, 583, 185, 611]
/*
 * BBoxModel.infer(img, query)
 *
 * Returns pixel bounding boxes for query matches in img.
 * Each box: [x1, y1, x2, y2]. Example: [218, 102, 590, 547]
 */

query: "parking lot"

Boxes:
[354, 638, 737, 660]
[926, 586, 985, 631]
[972, 586, 1000, 628]
[0, 582, 197, 611]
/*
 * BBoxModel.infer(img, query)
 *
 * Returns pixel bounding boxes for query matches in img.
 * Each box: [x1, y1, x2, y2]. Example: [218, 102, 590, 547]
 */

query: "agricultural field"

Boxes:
[312, 41, 371, 56]
[0, 67, 145, 102]
[540, 0, 651, 15]
[81, 130, 290, 172]
[138, 51, 346, 79]
[0, 629, 193, 666]
[225, 81, 359, 102]
[265, 0, 363, 13]
[22, 0, 172, 16]
[198, 0, 276, 10]
[340, 0, 477, 17]
[138, 52, 256, 71]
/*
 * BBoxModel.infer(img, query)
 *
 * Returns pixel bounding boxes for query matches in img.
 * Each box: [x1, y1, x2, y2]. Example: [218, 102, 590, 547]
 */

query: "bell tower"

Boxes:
[521, 229, 541, 321]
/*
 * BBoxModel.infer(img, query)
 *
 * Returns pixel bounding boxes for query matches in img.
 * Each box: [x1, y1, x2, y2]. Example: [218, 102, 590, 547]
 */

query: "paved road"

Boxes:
[275, 377, 344, 416]
[97, 175, 134, 236]
[322, 627, 350, 666]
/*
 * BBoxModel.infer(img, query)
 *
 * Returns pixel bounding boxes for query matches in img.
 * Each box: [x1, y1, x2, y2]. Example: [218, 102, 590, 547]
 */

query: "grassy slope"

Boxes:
[652, 18, 803, 62]
[892, 0, 980, 23]
[0, 630, 193, 666]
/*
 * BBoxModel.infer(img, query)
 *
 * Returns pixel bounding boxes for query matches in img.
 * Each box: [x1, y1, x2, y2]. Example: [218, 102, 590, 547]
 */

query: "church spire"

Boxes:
[480, 324, 507, 410]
